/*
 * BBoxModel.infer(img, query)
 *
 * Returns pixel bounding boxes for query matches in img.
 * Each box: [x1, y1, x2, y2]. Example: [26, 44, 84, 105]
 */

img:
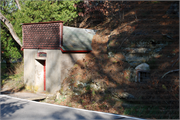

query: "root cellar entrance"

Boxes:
[35, 60, 46, 92]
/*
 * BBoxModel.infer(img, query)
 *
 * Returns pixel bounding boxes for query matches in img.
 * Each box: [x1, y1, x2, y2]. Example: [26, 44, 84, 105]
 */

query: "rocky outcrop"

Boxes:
[122, 63, 150, 83]
[59, 78, 108, 96]
[120, 41, 170, 67]
[107, 31, 172, 67]
[135, 63, 150, 71]
[135, 63, 150, 82]
[112, 90, 135, 100]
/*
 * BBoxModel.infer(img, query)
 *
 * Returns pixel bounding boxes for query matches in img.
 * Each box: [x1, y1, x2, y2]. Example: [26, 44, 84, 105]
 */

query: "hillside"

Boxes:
[54, 1, 179, 119]
[1, 1, 178, 119]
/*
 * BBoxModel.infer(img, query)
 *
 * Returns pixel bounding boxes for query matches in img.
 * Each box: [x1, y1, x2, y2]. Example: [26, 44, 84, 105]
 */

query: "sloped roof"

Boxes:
[61, 26, 96, 51]
[22, 21, 96, 52]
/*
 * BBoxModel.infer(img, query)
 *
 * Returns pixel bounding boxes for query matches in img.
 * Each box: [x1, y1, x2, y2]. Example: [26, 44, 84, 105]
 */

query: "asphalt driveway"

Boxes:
[0, 95, 145, 120]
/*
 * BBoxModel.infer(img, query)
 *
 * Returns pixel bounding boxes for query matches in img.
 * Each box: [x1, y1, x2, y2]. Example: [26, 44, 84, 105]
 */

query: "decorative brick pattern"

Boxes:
[23, 22, 62, 49]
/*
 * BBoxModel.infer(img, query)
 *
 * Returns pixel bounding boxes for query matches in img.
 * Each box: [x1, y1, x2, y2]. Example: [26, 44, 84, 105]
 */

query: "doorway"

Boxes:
[35, 60, 46, 91]
[138, 71, 150, 82]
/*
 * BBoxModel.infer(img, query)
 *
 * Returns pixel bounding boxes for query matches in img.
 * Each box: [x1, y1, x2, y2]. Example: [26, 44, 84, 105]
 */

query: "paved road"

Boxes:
[0, 95, 145, 120]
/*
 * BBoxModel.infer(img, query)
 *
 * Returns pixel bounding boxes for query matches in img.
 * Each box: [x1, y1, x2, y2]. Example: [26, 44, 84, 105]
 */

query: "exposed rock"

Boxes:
[90, 83, 101, 91]
[71, 80, 89, 95]
[115, 40, 169, 67]
[128, 61, 144, 67]
[129, 48, 150, 54]
[60, 78, 108, 96]
[113, 101, 122, 108]
[56, 92, 60, 100]
[119, 92, 135, 99]
[125, 55, 150, 67]
[93, 79, 108, 88]
[107, 30, 172, 63]
[122, 63, 150, 83]
[112, 89, 135, 100]
[73, 87, 86, 95]
[90, 79, 108, 92]
[134, 63, 150, 82]
[75, 81, 88, 88]
[108, 52, 114, 57]
[46, 94, 56, 101]
[135, 63, 150, 71]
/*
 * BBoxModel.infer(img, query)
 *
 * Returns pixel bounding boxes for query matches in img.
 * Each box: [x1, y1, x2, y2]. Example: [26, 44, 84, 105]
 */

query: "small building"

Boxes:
[22, 21, 96, 93]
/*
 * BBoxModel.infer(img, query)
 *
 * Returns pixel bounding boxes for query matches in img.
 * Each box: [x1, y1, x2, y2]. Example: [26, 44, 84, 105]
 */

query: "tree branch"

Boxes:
[172, 57, 179, 67]
[0, 12, 22, 47]
[15, 0, 21, 10]
[161, 69, 179, 79]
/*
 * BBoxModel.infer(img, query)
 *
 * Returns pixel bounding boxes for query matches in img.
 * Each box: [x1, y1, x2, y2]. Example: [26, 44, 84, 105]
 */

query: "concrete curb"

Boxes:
[0, 94, 146, 120]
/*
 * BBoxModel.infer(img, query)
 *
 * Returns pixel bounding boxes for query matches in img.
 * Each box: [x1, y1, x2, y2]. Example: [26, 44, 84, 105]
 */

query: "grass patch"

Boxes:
[1, 61, 24, 91]
[1, 73, 9, 81]
[68, 103, 72, 107]
[92, 90, 95, 97]
[123, 104, 179, 119]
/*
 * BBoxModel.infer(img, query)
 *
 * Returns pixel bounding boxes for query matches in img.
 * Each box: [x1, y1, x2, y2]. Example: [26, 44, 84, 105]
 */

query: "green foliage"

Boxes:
[12, 0, 80, 41]
[1, 22, 22, 62]
[92, 90, 95, 96]
[1, 72, 9, 84]
[1, 62, 24, 89]
[86, 84, 91, 91]
[162, 84, 167, 90]
[81, 99, 85, 103]
[1, 0, 22, 63]
[1, 0, 80, 63]
[68, 103, 72, 107]
[0, 0, 17, 16]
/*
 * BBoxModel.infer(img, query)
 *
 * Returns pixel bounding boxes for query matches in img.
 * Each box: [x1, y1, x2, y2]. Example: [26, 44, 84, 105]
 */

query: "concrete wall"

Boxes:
[60, 53, 86, 81]
[24, 49, 86, 93]
[34, 60, 45, 92]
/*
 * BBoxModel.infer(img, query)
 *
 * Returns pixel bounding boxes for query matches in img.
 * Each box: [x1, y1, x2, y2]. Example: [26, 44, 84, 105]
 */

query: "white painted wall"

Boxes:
[24, 49, 86, 93]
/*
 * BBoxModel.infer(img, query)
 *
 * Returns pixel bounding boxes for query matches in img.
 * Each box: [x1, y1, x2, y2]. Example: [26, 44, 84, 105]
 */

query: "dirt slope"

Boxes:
[54, 1, 179, 119]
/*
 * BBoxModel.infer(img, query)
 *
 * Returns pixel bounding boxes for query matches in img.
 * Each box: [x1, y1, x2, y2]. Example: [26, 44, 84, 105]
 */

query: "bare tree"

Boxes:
[0, 0, 22, 47]
[0, 12, 22, 47]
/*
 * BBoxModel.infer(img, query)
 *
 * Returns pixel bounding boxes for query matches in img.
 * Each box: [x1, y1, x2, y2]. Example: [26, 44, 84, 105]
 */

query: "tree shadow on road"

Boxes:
[0, 96, 28, 118]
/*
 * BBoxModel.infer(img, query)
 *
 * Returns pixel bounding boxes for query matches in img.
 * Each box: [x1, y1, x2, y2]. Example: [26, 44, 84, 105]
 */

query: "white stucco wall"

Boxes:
[24, 49, 86, 93]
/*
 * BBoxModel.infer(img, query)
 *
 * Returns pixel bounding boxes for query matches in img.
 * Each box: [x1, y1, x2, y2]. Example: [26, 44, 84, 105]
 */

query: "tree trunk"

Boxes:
[0, 12, 22, 47]
[15, 0, 21, 10]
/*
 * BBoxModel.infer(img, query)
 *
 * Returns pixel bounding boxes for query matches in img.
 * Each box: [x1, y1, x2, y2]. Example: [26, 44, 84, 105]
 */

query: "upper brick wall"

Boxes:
[23, 21, 63, 49]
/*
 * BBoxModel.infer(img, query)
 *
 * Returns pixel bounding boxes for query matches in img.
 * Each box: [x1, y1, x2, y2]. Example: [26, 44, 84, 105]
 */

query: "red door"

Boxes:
[44, 61, 46, 91]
